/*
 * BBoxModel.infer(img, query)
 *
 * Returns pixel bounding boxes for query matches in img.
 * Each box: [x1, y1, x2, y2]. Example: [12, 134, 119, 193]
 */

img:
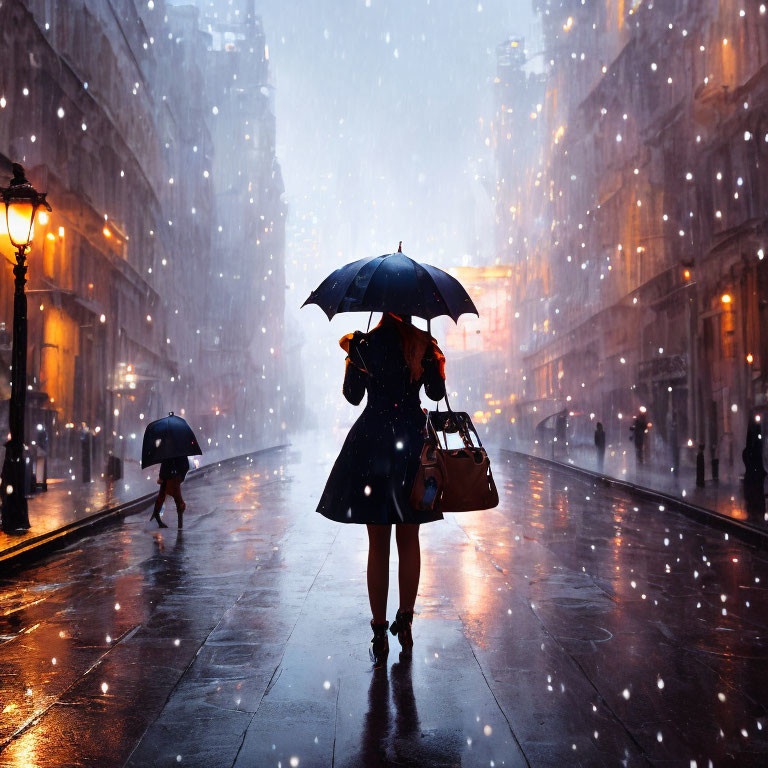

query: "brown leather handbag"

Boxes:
[410, 403, 499, 513]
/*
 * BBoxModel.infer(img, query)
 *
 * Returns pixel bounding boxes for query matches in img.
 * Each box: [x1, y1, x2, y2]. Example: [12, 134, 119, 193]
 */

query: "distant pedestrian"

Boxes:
[742, 417, 766, 484]
[743, 416, 766, 520]
[696, 443, 706, 487]
[150, 456, 189, 528]
[594, 422, 606, 473]
[669, 417, 680, 476]
[630, 409, 648, 465]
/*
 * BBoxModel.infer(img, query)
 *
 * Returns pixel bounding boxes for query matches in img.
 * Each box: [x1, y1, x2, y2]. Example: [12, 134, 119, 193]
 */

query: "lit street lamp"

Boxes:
[0, 164, 51, 533]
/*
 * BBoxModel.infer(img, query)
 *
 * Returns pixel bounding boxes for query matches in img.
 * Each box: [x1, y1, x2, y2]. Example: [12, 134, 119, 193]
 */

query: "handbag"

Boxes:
[410, 396, 499, 513]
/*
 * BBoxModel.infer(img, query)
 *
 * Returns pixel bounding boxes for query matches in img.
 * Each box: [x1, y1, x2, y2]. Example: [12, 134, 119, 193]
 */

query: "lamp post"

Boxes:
[0, 164, 51, 533]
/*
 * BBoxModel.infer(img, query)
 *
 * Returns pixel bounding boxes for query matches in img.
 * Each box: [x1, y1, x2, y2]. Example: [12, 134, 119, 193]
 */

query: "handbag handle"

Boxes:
[420, 409, 440, 449]
[433, 384, 476, 450]
[434, 389, 453, 412]
[432, 400, 485, 452]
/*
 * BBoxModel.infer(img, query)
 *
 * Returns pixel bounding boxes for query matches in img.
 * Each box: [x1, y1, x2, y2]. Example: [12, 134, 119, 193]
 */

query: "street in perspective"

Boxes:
[1, 1, 768, 766]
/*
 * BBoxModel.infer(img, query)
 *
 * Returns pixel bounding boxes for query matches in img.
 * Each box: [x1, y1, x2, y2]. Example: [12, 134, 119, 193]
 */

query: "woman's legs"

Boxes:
[366, 524, 392, 624]
[366, 523, 421, 622]
[151, 481, 169, 528]
[166, 479, 186, 527]
[153, 481, 167, 513]
[395, 524, 420, 613]
[168, 485, 184, 508]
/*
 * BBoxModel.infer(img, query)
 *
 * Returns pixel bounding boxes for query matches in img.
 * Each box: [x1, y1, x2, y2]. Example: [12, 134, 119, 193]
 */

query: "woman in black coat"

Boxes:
[317, 312, 446, 666]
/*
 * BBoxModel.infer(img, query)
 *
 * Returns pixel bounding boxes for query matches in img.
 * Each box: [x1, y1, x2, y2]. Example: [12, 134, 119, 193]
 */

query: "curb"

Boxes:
[500, 449, 768, 548]
[0, 444, 289, 571]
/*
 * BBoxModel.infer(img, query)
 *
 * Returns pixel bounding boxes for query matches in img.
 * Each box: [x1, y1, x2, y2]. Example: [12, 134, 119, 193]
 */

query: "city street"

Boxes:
[1, 436, 767, 767]
[2, 1, 768, 766]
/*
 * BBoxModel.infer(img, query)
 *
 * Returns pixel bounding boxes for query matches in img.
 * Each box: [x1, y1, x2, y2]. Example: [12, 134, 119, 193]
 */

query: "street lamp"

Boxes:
[0, 164, 51, 532]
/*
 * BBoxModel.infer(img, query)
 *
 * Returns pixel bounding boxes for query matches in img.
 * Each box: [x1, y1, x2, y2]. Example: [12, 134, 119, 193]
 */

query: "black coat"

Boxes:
[317, 320, 446, 525]
[594, 428, 606, 452]
[159, 456, 189, 481]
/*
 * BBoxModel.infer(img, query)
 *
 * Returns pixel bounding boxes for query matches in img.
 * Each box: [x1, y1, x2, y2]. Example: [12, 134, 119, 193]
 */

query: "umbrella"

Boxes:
[141, 412, 202, 469]
[302, 245, 478, 322]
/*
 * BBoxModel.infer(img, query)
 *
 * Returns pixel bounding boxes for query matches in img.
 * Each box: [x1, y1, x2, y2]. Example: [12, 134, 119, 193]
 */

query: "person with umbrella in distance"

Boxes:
[303, 243, 478, 668]
[142, 412, 202, 529]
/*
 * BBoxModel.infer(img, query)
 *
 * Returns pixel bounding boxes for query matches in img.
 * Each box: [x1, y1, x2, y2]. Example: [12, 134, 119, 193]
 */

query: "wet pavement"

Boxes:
[0, 445, 275, 562]
[522, 441, 768, 535]
[0, 457, 158, 556]
[1, 434, 768, 767]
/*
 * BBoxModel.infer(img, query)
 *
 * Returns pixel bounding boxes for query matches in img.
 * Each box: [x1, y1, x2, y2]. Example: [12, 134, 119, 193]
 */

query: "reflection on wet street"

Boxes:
[1, 438, 767, 767]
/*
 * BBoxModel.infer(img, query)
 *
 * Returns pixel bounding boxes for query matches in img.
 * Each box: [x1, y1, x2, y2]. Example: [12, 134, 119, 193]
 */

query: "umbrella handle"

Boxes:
[354, 345, 370, 375]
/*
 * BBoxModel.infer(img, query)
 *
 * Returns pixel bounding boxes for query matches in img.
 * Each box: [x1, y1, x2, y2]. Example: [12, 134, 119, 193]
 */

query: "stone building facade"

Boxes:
[0, 0, 286, 476]
[497, 0, 768, 476]
[192, 0, 287, 443]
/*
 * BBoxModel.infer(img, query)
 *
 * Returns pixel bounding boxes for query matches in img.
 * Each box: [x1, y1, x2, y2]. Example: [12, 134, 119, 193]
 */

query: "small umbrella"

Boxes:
[302, 244, 478, 322]
[141, 412, 202, 469]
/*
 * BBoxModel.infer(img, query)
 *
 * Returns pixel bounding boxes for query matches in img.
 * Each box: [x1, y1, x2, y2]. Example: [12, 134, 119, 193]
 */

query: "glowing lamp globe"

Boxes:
[0, 164, 51, 251]
[0, 203, 11, 254]
[6, 201, 36, 249]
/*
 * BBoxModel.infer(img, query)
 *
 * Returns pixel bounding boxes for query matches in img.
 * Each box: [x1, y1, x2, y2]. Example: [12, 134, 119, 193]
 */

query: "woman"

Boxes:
[317, 312, 446, 667]
[150, 455, 189, 529]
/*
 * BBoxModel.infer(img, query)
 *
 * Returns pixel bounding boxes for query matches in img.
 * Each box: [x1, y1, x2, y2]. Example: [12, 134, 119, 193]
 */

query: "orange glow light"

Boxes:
[102, 227, 112, 238]
[721, 293, 732, 304]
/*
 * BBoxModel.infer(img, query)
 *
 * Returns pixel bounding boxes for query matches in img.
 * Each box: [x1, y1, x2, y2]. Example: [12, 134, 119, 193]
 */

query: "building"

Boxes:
[442, 265, 516, 436]
[0, 0, 286, 479]
[185, 0, 288, 443]
[496, 0, 768, 476]
[486, 35, 548, 444]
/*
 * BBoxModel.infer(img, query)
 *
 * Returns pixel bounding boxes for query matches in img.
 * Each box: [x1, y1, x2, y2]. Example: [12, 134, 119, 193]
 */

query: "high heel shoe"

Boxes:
[389, 609, 414, 651]
[369, 620, 389, 669]
[150, 510, 168, 528]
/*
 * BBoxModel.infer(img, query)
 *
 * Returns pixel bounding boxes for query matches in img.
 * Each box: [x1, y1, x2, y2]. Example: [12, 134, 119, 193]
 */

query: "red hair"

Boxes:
[340, 314, 446, 382]
[385, 314, 446, 382]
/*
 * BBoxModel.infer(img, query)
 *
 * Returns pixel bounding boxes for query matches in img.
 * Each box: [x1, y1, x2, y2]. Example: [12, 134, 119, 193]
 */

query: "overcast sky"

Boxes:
[189, 0, 541, 420]
[255, 0, 540, 271]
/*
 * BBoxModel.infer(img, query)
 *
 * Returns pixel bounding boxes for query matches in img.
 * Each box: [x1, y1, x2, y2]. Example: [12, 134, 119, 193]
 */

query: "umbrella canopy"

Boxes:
[302, 249, 478, 322]
[141, 412, 202, 469]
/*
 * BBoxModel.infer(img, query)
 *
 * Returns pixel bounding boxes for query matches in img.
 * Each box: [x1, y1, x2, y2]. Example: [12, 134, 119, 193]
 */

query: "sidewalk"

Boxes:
[507, 440, 768, 543]
[0, 446, 286, 566]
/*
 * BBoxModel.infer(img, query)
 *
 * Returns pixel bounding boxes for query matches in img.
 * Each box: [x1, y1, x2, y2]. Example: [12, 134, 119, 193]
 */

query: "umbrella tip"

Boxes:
[169, 411, 174, 416]
[397, 241, 402, 253]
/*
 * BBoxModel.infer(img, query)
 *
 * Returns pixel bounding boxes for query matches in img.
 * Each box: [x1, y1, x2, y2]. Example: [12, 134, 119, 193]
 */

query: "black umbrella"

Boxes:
[302, 246, 478, 322]
[141, 412, 202, 469]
